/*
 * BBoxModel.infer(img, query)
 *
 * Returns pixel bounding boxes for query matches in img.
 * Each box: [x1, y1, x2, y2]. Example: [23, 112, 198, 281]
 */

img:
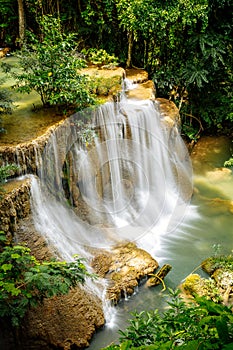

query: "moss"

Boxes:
[202, 255, 233, 275]
[182, 274, 202, 294]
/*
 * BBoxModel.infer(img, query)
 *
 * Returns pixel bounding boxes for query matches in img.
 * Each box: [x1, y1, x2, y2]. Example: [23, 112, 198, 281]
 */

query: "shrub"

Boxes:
[103, 289, 233, 350]
[0, 231, 96, 327]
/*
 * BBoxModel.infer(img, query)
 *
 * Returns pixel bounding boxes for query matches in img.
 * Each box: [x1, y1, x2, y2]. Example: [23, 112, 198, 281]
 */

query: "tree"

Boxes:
[0, 0, 18, 46]
[17, 0, 25, 46]
[11, 15, 96, 110]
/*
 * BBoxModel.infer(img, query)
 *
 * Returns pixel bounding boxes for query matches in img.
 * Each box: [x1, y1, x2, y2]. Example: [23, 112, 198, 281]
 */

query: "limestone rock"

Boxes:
[126, 80, 156, 100]
[156, 98, 180, 126]
[0, 47, 10, 58]
[0, 178, 31, 236]
[22, 287, 104, 350]
[125, 68, 149, 83]
[91, 242, 159, 304]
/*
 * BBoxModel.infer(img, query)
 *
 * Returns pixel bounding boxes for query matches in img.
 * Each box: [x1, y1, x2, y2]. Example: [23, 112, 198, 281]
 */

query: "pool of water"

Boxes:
[87, 135, 233, 349]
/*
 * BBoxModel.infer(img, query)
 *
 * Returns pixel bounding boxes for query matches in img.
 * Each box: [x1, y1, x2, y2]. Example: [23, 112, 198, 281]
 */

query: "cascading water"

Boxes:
[29, 83, 193, 326]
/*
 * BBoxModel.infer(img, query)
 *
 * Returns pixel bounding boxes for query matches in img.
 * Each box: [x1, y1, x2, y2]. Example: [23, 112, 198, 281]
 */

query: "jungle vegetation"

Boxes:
[0, 0, 232, 141]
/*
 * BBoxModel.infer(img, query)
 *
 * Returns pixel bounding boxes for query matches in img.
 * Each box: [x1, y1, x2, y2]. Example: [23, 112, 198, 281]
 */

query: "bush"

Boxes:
[0, 231, 96, 327]
[82, 48, 119, 67]
[103, 289, 233, 350]
[0, 75, 16, 133]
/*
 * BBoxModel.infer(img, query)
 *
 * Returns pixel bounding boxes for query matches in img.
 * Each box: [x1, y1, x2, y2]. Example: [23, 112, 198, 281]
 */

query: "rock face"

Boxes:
[0, 119, 66, 175]
[0, 178, 31, 236]
[22, 287, 105, 350]
[91, 242, 159, 304]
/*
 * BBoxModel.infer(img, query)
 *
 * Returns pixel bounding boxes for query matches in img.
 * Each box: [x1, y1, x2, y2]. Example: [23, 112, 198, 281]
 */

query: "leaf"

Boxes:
[1, 264, 13, 272]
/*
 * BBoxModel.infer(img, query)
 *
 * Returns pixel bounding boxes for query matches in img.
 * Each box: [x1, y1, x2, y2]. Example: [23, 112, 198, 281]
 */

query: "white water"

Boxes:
[29, 93, 194, 326]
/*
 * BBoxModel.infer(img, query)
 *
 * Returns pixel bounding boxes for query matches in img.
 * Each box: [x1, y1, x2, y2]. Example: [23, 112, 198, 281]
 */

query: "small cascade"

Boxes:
[29, 79, 193, 324]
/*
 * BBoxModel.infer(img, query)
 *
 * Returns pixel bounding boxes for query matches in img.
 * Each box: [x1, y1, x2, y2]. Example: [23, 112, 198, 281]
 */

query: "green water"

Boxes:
[0, 56, 65, 145]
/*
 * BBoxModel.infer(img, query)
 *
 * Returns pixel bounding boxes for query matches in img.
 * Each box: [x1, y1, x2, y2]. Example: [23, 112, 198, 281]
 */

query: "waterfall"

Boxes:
[29, 91, 193, 324]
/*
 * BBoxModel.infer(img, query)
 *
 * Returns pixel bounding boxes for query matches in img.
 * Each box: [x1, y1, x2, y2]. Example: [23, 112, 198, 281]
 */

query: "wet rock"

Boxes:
[0, 47, 10, 58]
[91, 242, 159, 304]
[126, 80, 156, 100]
[125, 68, 149, 84]
[156, 98, 181, 126]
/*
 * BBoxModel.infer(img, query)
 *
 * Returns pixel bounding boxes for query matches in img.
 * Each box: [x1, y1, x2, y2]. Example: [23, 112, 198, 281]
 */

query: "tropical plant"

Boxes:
[102, 288, 233, 350]
[10, 15, 96, 110]
[0, 231, 96, 327]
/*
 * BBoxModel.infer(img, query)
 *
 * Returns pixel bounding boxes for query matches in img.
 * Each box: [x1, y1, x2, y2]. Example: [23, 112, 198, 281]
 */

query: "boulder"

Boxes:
[180, 255, 233, 308]
[91, 242, 159, 304]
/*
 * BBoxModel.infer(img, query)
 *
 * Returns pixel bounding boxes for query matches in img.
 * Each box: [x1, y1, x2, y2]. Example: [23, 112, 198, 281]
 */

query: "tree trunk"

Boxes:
[57, 0, 60, 17]
[126, 30, 133, 68]
[17, 0, 25, 47]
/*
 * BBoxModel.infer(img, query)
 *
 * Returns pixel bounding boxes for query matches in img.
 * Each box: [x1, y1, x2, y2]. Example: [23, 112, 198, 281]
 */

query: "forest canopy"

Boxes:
[0, 0, 232, 140]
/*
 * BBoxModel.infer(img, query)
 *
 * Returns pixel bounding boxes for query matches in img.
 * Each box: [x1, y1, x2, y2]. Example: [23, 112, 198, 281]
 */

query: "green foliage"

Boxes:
[149, 1, 232, 137]
[75, 119, 96, 146]
[1, 1, 233, 137]
[0, 73, 16, 133]
[0, 164, 18, 184]
[102, 289, 233, 350]
[0, 231, 96, 327]
[11, 15, 96, 110]
[0, 86, 15, 117]
[207, 254, 233, 272]
[224, 158, 233, 168]
[0, 0, 18, 45]
[89, 75, 122, 97]
[82, 48, 119, 67]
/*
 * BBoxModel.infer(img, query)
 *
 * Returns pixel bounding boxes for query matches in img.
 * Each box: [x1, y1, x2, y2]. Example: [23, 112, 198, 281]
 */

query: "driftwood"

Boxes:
[146, 264, 172, 290]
